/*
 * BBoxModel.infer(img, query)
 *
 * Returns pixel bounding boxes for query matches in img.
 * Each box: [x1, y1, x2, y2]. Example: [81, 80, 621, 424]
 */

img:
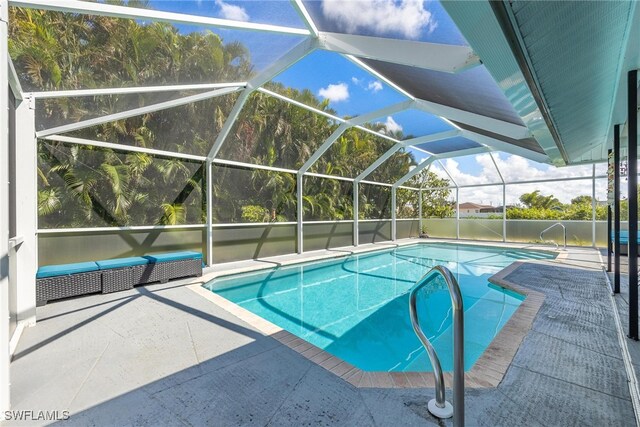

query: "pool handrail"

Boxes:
[540, 222, 567, 249]
[409, 265, 464, 426]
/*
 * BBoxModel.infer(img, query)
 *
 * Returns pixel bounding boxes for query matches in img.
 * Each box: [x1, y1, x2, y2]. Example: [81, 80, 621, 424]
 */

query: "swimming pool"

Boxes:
[204, 243, 556, 372]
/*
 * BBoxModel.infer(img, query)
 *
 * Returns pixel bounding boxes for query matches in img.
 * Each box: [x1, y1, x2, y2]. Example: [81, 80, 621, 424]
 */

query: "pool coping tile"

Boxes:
[187, 242, 552, 389]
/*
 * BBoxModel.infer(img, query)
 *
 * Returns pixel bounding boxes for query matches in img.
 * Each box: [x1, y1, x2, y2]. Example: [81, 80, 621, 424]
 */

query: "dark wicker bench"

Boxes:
[97, 257, 150, 294]
[610, 231, 640, 256]
[36, 262, 102, 306]
[36, 252, 204, 305]
[136, 252, 203, 285]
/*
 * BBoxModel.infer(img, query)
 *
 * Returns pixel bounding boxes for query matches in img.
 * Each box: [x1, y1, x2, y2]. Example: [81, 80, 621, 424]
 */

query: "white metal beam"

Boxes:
[1, 0, 10, 413]
[415, 99, 532, 140]
[256, 89, 416, 150]
[258, 87, 347, 123]
[489, 152, 505, 184]
[42, 135, 207, 162]
[344, 51, 538, 154]
[353, 181, 359, 246]
[461, 129, 549, 164]
[214, 158, 297, 174]
[344, 54, 415, 100]
[304, 171, 353, 182]
[394, 146, 488, 188]
[40, 133, 429, 188]
[354, 145, 402, 182]
[399, 129, 461, 148]
[8, 58, 22, 100]
[29, 82, 247, 99]
[318, 32, 480, 74]
[206, 159, 213, 266]
[394, 156, 437, 188]
[207, 38, 318, 160]
[418, 163, 433, 189]
[348, 100, 415, 126]
[411, 146, 434, 157]
[422, 172, 606, 190]
[12, 0, 311, 36]
[14, 97, 38, 327]
[207, 91, 251, 160]
[502, 183, 506, 242]
[418, 188, 423, 233]
[437, 146, 488, 159]
[297, 101, 414, 174]
[353, 130, 459, 184]
[360, 179, 394, 187]
[247, 38, 318, 90]
[391, 186, 397, 240]
[290, 0, 318, 37]
[37, 86, 243, 138]
[437, 159, 459, 188]
[296, 174, 303, 253]
[353, 125, 399, 144]
[298, 123, 350, 173]
[455, 187, 459, 238]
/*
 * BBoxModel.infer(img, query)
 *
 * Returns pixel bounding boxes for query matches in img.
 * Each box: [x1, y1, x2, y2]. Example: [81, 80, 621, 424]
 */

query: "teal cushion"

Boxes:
[621, 230, 629, 244]
[144, 251, 203, 263]
[37, 262, 99, 279]
[611, 230, 631, 244]
[96, 257, 149, 270]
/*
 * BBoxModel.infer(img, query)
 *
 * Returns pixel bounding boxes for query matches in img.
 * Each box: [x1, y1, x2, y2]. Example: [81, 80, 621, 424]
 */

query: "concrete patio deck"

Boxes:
[7, 239, 638, 426]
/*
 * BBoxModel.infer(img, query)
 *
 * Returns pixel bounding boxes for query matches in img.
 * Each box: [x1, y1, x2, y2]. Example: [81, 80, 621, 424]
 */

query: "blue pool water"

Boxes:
[204, 243, 555, 372]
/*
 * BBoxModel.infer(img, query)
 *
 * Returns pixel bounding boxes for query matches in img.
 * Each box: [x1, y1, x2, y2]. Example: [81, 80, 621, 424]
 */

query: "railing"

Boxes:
[409, 265, 464, 426]
[540, 222, 567, 249]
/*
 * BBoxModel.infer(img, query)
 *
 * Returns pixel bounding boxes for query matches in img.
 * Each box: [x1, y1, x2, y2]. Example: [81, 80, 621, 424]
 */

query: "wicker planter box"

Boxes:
[36, 270, 102, 306]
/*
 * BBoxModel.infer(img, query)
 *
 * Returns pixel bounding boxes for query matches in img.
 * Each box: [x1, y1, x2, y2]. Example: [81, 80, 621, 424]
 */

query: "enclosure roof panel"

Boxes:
[362, 59, 526, 127]
[451, 122, 545, 155]
[9, 0, 591, 165]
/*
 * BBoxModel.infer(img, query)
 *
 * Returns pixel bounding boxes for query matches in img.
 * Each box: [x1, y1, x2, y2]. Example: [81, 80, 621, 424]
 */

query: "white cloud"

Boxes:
[216, 0, 249, 21]
[383, 116, 403, 134]
[351, 77, 383, 93]
[321, 0, 436, 39]
[318, 82, 350, 102]
[428, 153, 605, 206]
[367, 80, 383, 93]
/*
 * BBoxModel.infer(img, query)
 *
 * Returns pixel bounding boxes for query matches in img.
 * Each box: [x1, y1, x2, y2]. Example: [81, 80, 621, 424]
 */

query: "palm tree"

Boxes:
[11, 8, 432, 227]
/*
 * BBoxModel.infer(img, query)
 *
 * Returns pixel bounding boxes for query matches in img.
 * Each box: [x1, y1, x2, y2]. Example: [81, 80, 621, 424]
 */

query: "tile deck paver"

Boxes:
[8, 240, 637, 426]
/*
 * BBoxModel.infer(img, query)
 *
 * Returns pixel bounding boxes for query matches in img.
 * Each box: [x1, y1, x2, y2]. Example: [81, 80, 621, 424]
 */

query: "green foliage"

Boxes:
[241, 205, 270, 223]
[519, 190, 562, 210]
[570, 195, 592, 205]
[506, 207, 563, 220]
[408, 170, 454, 218]
[13, 8, 447, 226]
[506, 194, 607, 221]
[159, 203, 186, 225]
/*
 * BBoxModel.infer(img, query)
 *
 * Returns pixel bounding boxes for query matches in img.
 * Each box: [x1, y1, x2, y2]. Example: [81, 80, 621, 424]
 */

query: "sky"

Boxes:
[133, 1, 610, 204]
[424, 152, 609, 206]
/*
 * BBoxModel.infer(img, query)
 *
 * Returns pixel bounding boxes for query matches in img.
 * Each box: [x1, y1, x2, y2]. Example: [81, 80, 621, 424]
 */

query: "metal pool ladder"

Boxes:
[409, 265, 464, 426]
[540, 222, 567, 249]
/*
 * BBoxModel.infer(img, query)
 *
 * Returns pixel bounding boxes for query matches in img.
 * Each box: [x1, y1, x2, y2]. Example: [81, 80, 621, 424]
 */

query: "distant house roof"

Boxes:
[458, 202, 494, 210]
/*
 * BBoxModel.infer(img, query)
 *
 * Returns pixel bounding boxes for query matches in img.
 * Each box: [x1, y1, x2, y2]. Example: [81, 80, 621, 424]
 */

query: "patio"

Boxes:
[7, 241, 635, 426]
[2, 1, 640, 426]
